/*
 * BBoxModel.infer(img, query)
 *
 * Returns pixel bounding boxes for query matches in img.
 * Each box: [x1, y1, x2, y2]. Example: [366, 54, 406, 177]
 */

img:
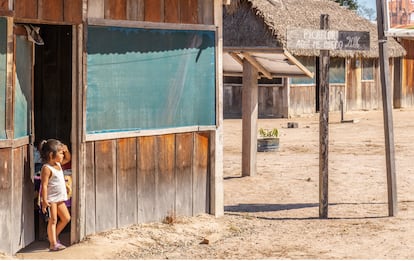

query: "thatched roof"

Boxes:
[224, 0, 406, 58]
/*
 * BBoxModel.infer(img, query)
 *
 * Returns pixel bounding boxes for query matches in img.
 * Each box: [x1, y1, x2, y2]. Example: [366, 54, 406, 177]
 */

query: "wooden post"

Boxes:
[319, 14, 330, 219]
[241, 59, 258, 177]
[210, 0, 224, 217]
[376, 0, 397, 216]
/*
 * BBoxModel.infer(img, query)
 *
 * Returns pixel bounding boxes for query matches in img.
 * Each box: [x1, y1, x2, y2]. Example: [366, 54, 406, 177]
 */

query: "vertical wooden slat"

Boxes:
[84, 142, 95, 236]
[94, 140, 116, 232]
[63, 0, 82, 23]
[198, 0, 213, 24]
[180, 0, 198, 24]
[137, 136, 156, 223]
[0, 148, 11, 254]
[144, 0, 163, 22]
[175, 133, 193, 216]
[22, 145, 34, 247]
[88, 0, 105, 19]
[14, 0, 37, 19]
[213, 0, 228, 222]
[156, 134, 175, 221]
[193, 133, 209, 215]
[38, 0, 64, 21]
[104, 0, 127, 20]
[127, 0, 144, 21]
[73, 23, 84, 244]
[116, 138, 137, 227]
[164, 0, 180, 23]
[11, 147, 23, 253]
[5, 17, 13, 139]
[393, 57, 402, 108]
[0, 0, 8, 10]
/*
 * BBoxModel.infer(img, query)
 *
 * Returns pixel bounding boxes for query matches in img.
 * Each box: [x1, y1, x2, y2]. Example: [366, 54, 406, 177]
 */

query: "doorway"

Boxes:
[32, 24, 73, 244]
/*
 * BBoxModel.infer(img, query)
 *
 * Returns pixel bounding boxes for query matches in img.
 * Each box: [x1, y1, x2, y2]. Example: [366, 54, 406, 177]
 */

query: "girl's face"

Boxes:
[49, 147, 64, 164]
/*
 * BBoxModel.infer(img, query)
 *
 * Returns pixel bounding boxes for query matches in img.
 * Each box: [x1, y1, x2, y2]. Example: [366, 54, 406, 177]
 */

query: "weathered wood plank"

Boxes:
[319, 14, 329, 219]
[180, 0, 198, 24]
[241, 59, 258, 177]
[64, 0, 82, 23]
[14, 0, 37, 19]
[137, 136, 157, 223]
[198, 0, 214, 24]
[38, 0, 64, 21]
[94, 140, 117, 232]
[0, 0, 8, 10]
[116, 138, 137, 227]
[164, 0, 180, 23]
[156, 134, 175, 221]
[22, 145, 34, 247]
[193, 133, 209, 215]
[5, 17, 13, 139]
[84, 142, 96, 236]
[105, 0, 127, 20]
[11, 147, 23, 253]
[175, 133, 193, 216]
[126, 0, 144, 21]
[144, 0, 163, 22]
[88, 0, 105, 19]
[0, 148, 12, 254]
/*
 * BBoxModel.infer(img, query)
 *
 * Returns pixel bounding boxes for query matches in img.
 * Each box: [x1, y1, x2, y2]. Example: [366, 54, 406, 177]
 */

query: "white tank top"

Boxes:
[45, 163, 68, 203]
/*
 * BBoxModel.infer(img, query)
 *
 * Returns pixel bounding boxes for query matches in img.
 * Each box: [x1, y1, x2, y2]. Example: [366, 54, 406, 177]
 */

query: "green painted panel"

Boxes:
[86, 26, 216, 134]
[0, 18, 7, 139]
[14, 37, 31, 138]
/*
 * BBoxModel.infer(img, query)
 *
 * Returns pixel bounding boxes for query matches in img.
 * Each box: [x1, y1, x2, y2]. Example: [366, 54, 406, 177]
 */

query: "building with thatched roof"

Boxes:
[223, 0, 407, 118]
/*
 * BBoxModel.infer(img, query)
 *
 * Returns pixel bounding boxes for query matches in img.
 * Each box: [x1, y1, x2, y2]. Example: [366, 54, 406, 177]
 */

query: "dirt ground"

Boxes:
[5, 108, 414, 259]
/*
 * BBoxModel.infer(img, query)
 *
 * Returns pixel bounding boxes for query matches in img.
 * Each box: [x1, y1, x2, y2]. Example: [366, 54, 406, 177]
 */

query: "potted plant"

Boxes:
[257, 128, 279, 152]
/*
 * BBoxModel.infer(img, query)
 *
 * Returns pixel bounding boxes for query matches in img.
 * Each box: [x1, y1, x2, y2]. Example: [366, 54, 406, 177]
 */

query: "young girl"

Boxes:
[39, 139, 71, 251]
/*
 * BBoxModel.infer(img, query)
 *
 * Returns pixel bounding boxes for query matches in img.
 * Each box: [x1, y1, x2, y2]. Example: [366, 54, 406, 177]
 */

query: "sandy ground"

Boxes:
[5, 108, 414, 259]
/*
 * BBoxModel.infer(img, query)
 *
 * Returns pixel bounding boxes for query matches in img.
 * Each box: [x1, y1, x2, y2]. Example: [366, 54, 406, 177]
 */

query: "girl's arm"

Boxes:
[62, 144, 71, 165]
[40, 166, 51, 212]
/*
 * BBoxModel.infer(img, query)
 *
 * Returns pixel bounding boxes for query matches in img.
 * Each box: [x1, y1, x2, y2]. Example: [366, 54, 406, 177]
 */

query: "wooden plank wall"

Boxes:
[258, 86, 285, 118]
[224, 72, 391, 119]
[401, 39, 414, 107]
[0, 148, 12, 254]
[223, 85, 287, 119]
[84, 132, 210, 235]
[223, 85, 242, 119]
[329, 85, 345, 112]
[0, 0, 8, 10]
[289, 85, 316, 116]
[0, 145, 33, 255]
[88, 0, 214, 24]
[13, 0, 82, 24]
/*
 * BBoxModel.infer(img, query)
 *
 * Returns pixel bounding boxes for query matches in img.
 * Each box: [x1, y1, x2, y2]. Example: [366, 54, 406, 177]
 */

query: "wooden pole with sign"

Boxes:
[376, 0, 397, 216]
[319, 14, 330, 219]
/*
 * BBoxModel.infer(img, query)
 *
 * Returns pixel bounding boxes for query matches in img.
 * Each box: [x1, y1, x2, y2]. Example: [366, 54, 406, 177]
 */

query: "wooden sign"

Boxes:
[287, 28, 370, 51]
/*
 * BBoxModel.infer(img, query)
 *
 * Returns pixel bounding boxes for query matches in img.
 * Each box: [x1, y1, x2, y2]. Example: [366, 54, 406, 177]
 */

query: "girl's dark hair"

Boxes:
[38, 139, 63, 162]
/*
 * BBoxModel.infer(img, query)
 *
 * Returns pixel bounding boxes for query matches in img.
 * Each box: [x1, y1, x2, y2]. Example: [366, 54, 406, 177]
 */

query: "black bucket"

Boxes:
[257, 138, 279, 152]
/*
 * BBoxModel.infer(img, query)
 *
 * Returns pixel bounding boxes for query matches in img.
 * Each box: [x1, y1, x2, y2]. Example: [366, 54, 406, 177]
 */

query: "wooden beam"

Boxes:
[223, 47, 284, 53]
[241, 52, 272, 79]
[87, 17, 216, 31]
[376, 0, 397, 216]
[283, 50, 314, 78]
[241, 59, 258, 177]
[228, 52, 243, 66]
[319, 14, 330, 219]
[210, 0, 224, 217]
